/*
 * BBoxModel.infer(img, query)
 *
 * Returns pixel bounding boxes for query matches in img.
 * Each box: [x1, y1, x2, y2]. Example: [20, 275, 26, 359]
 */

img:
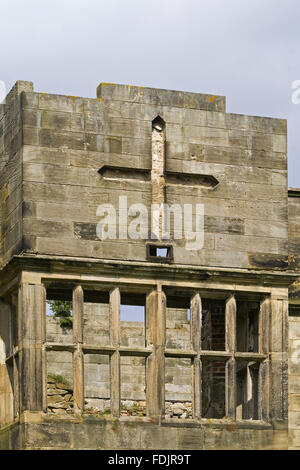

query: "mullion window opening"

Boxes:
[165, 293, 191, 351]
[46, 350, 74, 415]
[41, 283, 268, 423]
[201, 358, 226, 419]
[5, 358, 14, 424]
[120, 293, 146, 348]
[0, 294, 19, 426]
[45, 288, 74, 415]
[236, 301, 260, 353]
[83, 290, 110, 347]
[236, 361, 260, 420]
[120, 355, 147, 417]
[84, 353, 111, 416]
[201, 299, 226, 351]
[46, 288, 73, 337]
[120, 305, 145, 323]
[81, 289, 112, 416]
[165, 357, 193, 419]
[120, 293, 147, 416]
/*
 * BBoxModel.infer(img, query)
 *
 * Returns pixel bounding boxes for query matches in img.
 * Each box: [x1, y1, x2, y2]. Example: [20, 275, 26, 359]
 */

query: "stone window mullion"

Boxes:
[146, 286, 166, 420]
[225, 294, 236, 419]
[73, 284, 84, 415]
[191, 292, 202, 419]
[259, 296, 271, 420]
[40, 285, 47, 413]
[18, 283, 45, 413]
[109, 287, 120, 417]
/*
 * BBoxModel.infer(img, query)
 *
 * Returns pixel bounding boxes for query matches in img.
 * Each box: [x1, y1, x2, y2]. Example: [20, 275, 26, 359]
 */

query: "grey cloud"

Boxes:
[1, 0, 299, 184]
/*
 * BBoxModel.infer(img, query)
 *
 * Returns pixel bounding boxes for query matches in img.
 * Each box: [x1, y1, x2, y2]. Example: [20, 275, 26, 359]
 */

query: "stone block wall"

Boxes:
[47, 375, 74, 415]
[0, 82, 34, 266]
[0, 81, 289, 271]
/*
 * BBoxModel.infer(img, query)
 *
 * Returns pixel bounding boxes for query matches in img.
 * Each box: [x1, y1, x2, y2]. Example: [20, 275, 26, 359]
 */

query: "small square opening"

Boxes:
[146, 244, 173, 262]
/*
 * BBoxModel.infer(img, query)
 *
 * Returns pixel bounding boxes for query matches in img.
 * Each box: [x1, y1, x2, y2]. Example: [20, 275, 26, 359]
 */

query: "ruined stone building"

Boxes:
[0, 80, 300, 449]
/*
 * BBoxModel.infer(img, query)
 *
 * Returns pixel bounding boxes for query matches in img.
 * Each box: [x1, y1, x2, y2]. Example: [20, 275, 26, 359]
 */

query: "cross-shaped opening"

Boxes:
[152, 115, 165, 132]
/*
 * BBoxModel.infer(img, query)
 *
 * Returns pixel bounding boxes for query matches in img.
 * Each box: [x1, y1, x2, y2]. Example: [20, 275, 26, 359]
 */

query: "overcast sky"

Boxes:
[1, 0, 300, 185]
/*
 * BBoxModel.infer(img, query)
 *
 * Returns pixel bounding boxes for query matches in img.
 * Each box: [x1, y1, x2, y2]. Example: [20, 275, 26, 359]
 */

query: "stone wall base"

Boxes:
[0, 419, 288, 450]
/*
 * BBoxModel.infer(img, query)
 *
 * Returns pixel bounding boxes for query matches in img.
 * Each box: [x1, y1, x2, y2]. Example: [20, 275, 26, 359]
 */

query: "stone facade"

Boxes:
[0, 80, 299, 449]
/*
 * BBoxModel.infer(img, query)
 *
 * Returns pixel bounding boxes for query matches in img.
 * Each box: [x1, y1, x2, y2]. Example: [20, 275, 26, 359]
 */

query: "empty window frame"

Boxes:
[165, 357, 192, 419]
[236, 361, 259, 420]
[83, 290, 110, 347]
[236, 301, 259, 353]
[84, 354, 110, 415]
[120, 293, 146, 349]
[120, 356, 146, 417]
[0, 295, 19, 426]
[46, 288, 73, 344]
[165, 294, 191, 351]
[201, 299, 226, 351]
[41, 282, 269, 423]
[46, 350, 74, 415]
[201, 358, 226, 419]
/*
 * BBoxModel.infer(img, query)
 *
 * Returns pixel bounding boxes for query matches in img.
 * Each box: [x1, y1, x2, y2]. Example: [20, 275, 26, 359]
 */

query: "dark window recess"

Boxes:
[201, 300, 226, 351]
[202, 359, 226, 419]
[146, 244, 173, 262]
[236, 301, 259, 353]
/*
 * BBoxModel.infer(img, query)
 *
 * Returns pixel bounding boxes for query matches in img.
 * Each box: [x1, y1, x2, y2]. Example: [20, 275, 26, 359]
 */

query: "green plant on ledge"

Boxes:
[48, 374, 70, 388]
[47, 300, 73, 328]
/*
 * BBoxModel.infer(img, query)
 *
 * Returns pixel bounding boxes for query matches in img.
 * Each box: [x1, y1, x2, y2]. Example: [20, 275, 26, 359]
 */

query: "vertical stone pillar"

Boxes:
[267, 295, 288, 425]
[73, 285, 84, 415]
[225, 295, 236, 419]
[146, 286, 166, 419]
[110, 287, 120, 417]
[11, 294, 20, 417]
[19, 283, 45, 412]
[259, 296, 271, 421]
[260, 296, 270, 354]
[191, 293, 202, 419]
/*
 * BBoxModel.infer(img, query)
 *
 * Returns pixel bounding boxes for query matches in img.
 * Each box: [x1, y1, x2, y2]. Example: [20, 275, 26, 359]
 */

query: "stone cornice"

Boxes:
[0, 254, 298, 289]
